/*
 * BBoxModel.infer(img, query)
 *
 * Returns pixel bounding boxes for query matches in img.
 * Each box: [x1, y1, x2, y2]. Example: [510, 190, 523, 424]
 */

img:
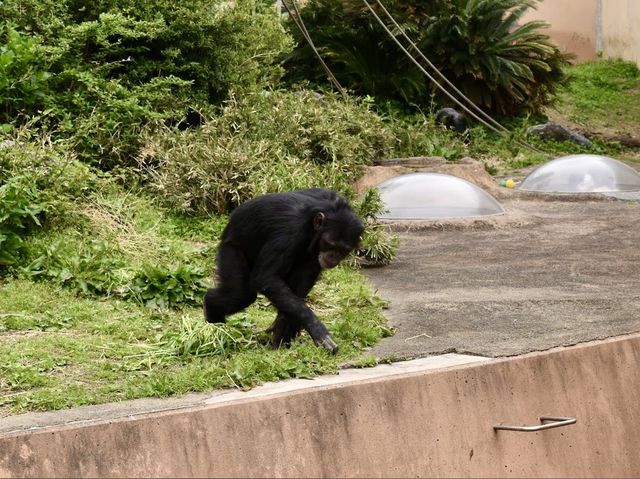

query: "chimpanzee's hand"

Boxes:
[315, 334, 339, 355]
[305, 318, 339, 355]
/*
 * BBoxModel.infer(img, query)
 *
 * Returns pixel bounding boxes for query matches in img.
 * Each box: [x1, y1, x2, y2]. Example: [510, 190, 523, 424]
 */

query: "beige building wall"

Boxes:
[601, 0, 640, 64]
[521, 0, 640, 65]
[521, 0, 597, 62]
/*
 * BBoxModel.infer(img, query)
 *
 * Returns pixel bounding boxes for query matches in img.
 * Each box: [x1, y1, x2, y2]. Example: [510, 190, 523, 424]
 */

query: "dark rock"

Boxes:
[526, 122, 592, 147]
[435, 108, 468, 134]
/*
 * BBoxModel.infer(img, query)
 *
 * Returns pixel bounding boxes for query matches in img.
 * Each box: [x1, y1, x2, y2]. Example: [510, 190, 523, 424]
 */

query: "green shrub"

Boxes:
[0, 176, 43, 265]
[283, 0, 571, 115]
[0, 132, 96, 203]
[352, 189, 398, 266]
[0, 131, 95, 266]
[1, 0, 292, 167]
[21, 234, 209, 307]
[0, 27, 50, 125]
[124, 262, 209, 309]
[140, 90, 394, 214]
[50, 74, 192, 168]
[21, 238, 127, 296]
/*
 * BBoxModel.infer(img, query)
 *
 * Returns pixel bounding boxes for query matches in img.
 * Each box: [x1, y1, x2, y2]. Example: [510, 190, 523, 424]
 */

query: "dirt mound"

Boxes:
[355, 156, 507, 197]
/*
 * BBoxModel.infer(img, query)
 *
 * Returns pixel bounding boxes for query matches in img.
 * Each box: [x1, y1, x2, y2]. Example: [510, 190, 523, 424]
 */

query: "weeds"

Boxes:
[0, 266, 389, 414]
[123, 262, 209, 309]
[140, 90, 393, 214]
[352, 189, 398, 266]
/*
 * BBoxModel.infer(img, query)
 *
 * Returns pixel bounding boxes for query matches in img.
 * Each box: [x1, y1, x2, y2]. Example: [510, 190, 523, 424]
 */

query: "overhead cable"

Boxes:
[373, 0, 507, 134]
[281, 0, 346, 97]
[362, 0, 550, 156]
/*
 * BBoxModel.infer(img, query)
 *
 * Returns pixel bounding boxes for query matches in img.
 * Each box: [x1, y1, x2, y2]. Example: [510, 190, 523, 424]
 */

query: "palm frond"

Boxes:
[281, 0, 570, 115]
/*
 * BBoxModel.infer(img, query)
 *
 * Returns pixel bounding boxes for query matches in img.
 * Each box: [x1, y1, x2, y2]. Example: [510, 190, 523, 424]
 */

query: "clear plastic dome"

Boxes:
[518, 154, 640, 193]
[375, 173, 505, 219]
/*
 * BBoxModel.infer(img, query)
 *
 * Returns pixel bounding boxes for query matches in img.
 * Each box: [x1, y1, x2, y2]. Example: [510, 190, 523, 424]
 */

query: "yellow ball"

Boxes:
[505, 179, 515, 189]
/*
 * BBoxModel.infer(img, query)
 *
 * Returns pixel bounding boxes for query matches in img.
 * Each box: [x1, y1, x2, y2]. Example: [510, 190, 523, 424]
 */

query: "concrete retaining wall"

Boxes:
[2, 334, 640, 477]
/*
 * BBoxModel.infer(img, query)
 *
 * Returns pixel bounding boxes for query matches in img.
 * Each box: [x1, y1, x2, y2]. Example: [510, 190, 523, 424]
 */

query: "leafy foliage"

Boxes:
[140, 90, 393, 214]
[283, 0, 571, 115]
[0, 176, 43, 265]
[124, 262, 209, 309]
[0, 132, 94, 265]
[352, 189, 398, 266]
[0, 27, 50, 125]
[0, 130, 209, 307]
[21, 239, 126, 296]
[20, 236, 209, 307]
[0, 0, 292, 167]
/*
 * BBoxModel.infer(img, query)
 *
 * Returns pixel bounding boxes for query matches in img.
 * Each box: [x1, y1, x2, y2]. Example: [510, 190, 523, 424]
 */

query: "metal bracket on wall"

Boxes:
[494, 416, 577, 432]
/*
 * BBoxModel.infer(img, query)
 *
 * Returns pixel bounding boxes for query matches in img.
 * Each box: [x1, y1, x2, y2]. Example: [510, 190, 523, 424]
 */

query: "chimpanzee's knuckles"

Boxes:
[316, 335, 339, 355]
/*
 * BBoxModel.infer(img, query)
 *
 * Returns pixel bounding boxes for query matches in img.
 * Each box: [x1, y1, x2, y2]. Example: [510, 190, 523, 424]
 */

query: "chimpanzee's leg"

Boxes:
[268, 261, 321, 348]
[204, 243, 257, 323]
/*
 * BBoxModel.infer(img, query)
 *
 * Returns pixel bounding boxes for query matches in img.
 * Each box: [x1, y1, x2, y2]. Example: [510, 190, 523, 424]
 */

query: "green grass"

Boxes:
[555, 59, 640, 137]
[0, 265, 391, 415]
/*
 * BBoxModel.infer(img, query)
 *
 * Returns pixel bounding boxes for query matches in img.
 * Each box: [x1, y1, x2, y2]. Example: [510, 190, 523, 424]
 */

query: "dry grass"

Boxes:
[79, 193, 163, 261]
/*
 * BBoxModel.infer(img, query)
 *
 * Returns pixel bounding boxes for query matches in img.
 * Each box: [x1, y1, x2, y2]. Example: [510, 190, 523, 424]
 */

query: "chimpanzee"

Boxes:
[203, 188, 364, 354]
[435, 107, 468, 134]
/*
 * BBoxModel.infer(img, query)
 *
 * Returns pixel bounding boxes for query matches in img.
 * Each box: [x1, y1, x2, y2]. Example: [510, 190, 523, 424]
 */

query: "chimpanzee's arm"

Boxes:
[250, 241, 337, 352]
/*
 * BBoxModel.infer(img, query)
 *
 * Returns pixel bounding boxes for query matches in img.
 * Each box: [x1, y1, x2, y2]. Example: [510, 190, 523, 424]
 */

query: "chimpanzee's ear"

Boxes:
[313, 212, 326, 230]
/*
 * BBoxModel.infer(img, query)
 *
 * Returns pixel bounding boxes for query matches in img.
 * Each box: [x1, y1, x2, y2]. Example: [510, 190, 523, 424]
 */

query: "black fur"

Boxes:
[435, 107, 468, 134]
[204, 188, 364, 354]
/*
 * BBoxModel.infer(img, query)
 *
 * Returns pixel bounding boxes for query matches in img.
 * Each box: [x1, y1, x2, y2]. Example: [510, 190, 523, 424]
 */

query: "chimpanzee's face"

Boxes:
[313, 209, 364, 269]
[317, 233, 356, 269]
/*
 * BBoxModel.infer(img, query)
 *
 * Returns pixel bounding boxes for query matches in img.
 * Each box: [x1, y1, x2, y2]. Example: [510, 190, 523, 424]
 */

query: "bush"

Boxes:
[0, 27, 50, 125]
[21, 234, 209, 307]
[1, 0, 292, 167]
[0, 176, 43, 265]
[140, 89, 394, 214]
[352, 189, 398, 266]
[0, 131, 94, 266]
[283, 0, 571, 115]
[22, 251, 209, 308]
[21, 238, 127, 296]
[124, 262, 209, 309]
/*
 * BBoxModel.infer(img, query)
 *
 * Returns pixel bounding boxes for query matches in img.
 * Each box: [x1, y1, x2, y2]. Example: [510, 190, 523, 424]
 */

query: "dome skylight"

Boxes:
[375, 173, 505, 220]
[518, 154, 640, 193]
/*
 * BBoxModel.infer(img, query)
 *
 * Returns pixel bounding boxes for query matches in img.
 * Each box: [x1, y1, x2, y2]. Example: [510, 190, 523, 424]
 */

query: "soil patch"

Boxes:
[355, 156, 506, 198]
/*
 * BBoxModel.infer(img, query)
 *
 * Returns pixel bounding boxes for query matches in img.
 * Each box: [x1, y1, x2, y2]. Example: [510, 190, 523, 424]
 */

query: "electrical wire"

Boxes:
[373, 0, 508, 134]
[362, 0, 551, 156]
[281, 0, 347, 97]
